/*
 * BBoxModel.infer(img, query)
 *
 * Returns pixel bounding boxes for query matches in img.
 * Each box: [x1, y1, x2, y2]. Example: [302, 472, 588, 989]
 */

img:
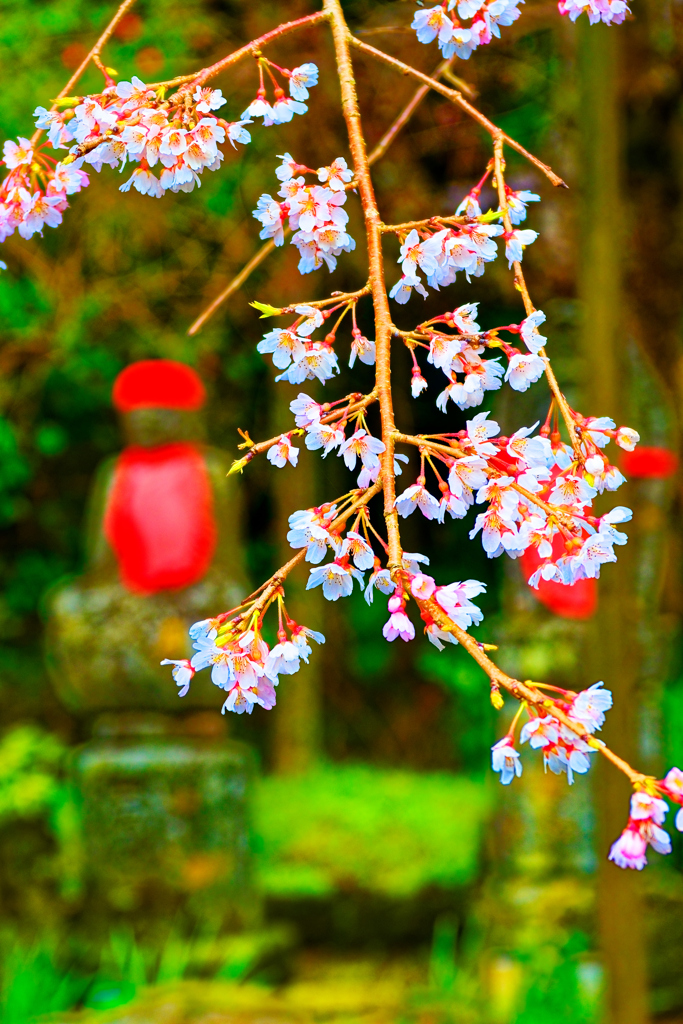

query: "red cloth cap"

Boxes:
[622, 446, 678, 480]
[104, 442, 217, 593]
[112, 360, 206, 412]
[520, 534, 597, 620]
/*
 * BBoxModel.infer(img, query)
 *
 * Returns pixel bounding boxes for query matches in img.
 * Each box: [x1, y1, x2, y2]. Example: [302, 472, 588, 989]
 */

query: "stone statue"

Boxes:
[45, 360, 257, 932]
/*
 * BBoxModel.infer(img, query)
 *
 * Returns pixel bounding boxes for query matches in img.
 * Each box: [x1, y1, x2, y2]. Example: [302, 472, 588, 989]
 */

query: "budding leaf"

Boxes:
[50, 96, 82, 109]
[250, 301, 283, 318]
[228, 457, 249, 476]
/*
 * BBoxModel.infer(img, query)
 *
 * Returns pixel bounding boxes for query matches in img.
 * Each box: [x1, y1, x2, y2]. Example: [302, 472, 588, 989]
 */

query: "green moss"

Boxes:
[254, 766, 492, 898]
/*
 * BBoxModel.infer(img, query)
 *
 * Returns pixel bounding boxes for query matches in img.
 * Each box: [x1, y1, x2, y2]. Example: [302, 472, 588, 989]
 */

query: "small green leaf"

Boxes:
[250, 301, 283, 318]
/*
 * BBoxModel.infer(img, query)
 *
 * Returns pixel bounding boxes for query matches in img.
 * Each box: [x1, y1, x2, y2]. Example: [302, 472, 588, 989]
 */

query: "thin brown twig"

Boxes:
[230, 391, 378, 471]
[349, 34, 568, 189]
[146, 11, 330, 93]
[381, 214, 465, 233]
[30, 0, 139, 146]
[187, 236, 282, 337]
[367, 56, 475, 168]
[492, 136, 582, 454]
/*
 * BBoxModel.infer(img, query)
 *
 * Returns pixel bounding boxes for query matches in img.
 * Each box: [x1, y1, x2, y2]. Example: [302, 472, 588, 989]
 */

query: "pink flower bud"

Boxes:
[411, 573, 436, 600]
[585, 455, 604, 475]
[608, 826, 648, 870]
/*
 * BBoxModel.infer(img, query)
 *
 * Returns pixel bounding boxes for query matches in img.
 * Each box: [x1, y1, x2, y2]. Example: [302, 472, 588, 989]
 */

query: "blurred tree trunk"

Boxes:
[271, 382, 323, 774]
[578, 22, 649, 1024]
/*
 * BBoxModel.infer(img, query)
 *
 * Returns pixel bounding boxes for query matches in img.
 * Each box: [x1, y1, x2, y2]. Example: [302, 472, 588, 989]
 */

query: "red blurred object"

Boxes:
[104, 443, 217, 594]
[520, 534, 597, 620]
[622, 446, 678, 480]
[112, 360, 206, 412]
[114, 12, 143, 41]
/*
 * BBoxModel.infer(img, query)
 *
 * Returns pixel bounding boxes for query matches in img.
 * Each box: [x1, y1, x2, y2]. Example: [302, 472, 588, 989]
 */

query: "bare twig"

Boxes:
[147, 11, 330, 92]
[30, 0, 139, 146]
[367, 56, 475, 167]
[187, 236, 283, 337]
[349, 35, 568, 189]
[492, 135, 581, 454]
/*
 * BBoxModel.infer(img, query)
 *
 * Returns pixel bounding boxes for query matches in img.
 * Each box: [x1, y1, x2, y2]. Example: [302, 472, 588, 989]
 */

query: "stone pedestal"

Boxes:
[73, 714, 257, 934]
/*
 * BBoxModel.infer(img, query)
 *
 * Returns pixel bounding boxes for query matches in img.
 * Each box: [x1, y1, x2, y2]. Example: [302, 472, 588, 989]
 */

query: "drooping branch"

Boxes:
[325, 0, 403, 574]
[187, 236, 283, 337]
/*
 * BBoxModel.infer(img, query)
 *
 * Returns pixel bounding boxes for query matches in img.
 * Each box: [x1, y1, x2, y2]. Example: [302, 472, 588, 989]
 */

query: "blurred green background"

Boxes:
[1, 0, 683, 1022]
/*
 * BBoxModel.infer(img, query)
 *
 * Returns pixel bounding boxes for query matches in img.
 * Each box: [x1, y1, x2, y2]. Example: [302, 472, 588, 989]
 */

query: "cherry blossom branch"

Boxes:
[186, 55, 458, 337]
[381, 214, 467, 234]
[492, 135, 582, 455]
[248, 478, 383, 617]
[325, 0, 403, 575]
[414, 595, 649, 787]
[277, 285, 371, 313]
[348, 35, 568, 189]
[229, 390, 378, 473]
[393, 431, 584, 531]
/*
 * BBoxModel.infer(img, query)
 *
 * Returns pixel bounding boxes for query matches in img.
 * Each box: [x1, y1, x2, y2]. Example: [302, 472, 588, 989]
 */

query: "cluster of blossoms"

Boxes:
[254, 153, 355, 274]
[0, 58, 319, 242]
[412, 0, 524, 61]
[390, 182, 538, 305]
[492, 688, 683, 870]
[491, 681, 612, 787]
[557, 0, 629, 25]
[162, 610, 324, 716]
[609, 769, 683, 870]
[411, 0, 628, 61]
[0, 137, 89, 242]
[286, 498, 484, 645]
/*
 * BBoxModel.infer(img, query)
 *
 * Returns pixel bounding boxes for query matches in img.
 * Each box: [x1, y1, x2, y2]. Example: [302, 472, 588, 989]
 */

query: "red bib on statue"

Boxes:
[104, 442, 217, 594]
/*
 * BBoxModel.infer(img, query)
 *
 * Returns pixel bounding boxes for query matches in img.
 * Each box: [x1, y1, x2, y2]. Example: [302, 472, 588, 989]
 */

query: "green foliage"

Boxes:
[514, 934, 603, 1024]
[255, 765, 492, 898]
[0, 940, 88, 1024]
[0, 726, 65, 823]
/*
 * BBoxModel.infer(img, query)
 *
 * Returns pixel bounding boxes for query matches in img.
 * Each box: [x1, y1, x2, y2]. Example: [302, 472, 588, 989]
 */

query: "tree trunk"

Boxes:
[578, 22, 649, 1024]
